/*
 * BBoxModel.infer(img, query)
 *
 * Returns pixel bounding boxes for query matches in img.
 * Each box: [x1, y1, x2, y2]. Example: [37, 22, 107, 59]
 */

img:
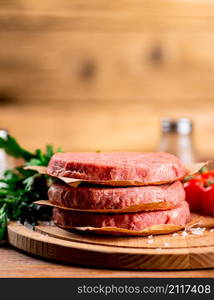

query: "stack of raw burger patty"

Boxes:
[47, 152, 191, 235]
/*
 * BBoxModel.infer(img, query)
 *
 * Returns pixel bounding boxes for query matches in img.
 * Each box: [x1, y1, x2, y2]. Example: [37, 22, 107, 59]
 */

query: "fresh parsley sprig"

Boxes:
[0, 135, 34, 161]
[0, 134, 62, 240]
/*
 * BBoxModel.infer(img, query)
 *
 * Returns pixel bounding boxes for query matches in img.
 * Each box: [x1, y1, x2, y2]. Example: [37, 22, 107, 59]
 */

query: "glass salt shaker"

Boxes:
[157, 118, 197, 164]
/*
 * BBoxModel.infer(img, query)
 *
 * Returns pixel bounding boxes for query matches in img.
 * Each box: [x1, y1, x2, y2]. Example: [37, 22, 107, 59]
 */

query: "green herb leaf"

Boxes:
[0, 134, 63, 241]
[0, 204, 7, 240]
[0, 135, 35, 161]
[199, 166, 208, 174]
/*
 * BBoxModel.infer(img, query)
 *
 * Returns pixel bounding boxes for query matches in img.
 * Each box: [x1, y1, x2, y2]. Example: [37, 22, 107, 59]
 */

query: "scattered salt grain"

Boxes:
[41, 221, 51, 226]
[49, 220, 55, 226]
[163, 242, 170, 247]
[181, 231, 188, 237]
[24, 221, 34, 230]
[16, 221, 21, 226]
[156, 248, 162, 251]
[147, 239, 154, 244]
[172, 233, 178, 237]
[148, 235, 153, 239]
[189, 227, 205, 236]
[209, 228, 214, 233]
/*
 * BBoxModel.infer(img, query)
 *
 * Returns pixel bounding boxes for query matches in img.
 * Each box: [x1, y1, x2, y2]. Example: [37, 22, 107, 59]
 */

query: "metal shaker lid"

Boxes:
[161, 118, 193, 135]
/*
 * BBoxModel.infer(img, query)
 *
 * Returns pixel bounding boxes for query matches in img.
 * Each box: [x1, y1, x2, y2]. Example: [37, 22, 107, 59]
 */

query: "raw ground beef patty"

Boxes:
[52, 201, 190, 232]
[47, 152, 187, 183]
[48, 181, 185, 211]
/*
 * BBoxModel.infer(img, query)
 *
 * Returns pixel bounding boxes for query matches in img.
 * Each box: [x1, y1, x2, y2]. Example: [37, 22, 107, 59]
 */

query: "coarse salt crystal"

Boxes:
[172, 233, 178, 237]
[163, 242, 170, 247]
[181, 231, 188, 237]
[209, 228, 214, 232]
[189, 227, 205, 235]
[49, 220, 55, 226]
[147, 239, 154, 244]
[38, 221, 50, 226]
[24, 222, 34, 230]
[148, 235, 153, 239]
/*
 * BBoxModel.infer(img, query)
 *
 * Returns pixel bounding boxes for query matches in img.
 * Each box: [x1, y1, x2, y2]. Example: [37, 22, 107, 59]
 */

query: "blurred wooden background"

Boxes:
[0, 0, 214, 157]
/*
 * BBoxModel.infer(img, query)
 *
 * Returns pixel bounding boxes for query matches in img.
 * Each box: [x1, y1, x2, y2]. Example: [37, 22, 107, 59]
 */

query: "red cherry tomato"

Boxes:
[201, 185, 214, 216]
[184, 178, 204, 212]
[184, 170, 214, 216]
[201, 171, 214, 180]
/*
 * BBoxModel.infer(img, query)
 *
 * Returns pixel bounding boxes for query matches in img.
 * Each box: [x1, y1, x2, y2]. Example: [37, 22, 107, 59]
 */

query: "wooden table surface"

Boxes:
[1, 244, 214, 278]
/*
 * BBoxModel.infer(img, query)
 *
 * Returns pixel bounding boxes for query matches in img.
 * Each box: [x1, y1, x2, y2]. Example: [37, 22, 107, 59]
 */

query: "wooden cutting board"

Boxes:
[7, 214, 214, 270]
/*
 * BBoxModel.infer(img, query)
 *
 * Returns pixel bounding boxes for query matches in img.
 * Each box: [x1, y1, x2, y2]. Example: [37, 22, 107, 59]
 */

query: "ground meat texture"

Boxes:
[52, 201, 190, 231]
[48, 181, 185, 210]
[47, 152, 187, 183]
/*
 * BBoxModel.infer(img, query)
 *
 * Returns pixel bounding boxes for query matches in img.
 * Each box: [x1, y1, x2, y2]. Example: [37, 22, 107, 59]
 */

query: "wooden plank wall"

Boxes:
[0, 0, 214, 157]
